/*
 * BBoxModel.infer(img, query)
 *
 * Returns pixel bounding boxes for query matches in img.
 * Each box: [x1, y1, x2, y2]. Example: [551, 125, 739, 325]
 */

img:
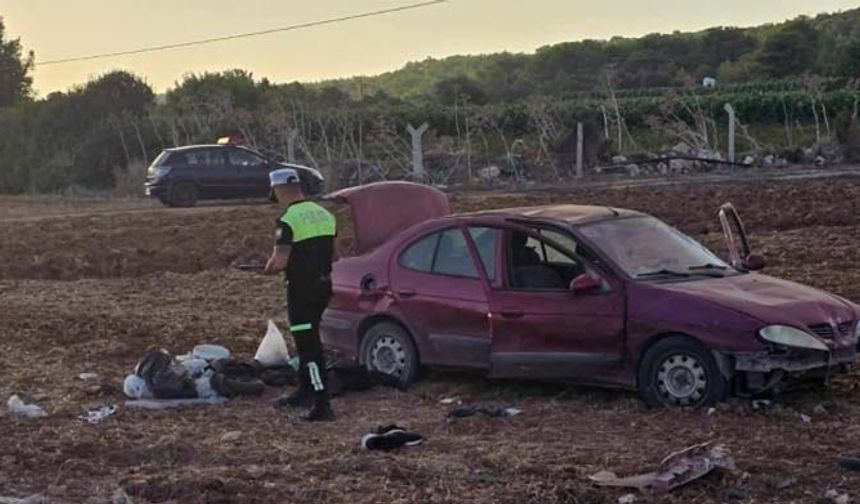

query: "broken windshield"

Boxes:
[577, 217, 733, 280]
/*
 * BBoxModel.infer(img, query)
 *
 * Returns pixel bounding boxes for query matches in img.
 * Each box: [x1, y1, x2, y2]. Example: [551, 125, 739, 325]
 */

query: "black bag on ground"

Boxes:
[135, 349, 197, 399]
[327, 364, 403, 397]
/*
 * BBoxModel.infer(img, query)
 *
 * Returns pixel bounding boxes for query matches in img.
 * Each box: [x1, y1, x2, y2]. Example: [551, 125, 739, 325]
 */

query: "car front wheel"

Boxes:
[361, 321, 419, 388]
[638, 336, 727, 408]
[168, 182, 197, 207]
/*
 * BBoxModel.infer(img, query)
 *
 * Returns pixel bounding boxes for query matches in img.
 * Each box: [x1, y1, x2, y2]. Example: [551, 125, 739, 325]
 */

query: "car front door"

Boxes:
[228, 148, 270, 198]
[388, 226, 492, 369]
[487, 226, 626, 382]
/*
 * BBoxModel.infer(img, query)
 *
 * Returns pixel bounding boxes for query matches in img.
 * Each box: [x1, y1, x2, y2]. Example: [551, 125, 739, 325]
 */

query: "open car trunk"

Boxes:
[324, 182, 450, 256]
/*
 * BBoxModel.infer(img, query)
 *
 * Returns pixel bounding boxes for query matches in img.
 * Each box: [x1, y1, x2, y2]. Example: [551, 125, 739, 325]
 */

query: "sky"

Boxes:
[0, 0, 858, 96]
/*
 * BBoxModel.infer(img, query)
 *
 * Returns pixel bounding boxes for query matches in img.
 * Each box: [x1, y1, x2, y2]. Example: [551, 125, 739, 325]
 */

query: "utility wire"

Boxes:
[28, 0, 447, 68]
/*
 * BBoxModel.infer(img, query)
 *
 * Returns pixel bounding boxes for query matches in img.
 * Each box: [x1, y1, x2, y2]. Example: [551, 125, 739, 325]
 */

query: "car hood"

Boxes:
[656, 273, 858, 330]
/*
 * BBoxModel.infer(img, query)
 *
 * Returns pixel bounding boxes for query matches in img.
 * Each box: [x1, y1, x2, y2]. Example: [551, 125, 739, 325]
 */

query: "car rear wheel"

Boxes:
[638, 336, 727, 408]
[361, 322, 419, 388]
[168, 182, 197, 207]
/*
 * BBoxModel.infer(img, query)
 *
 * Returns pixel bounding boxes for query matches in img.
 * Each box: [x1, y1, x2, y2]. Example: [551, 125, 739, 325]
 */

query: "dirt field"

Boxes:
[3, 174, 860, 503]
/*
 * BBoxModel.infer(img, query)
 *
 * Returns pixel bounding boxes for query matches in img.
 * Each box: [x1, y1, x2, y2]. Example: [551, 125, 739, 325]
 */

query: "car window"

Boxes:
[537, 229, 577, 265]
[181, 150, 208, 165]
[433, 229, 479, 278]
[208, 149, 227, 166]
[400, 233, 439, 273]
[229, 149, 265, 167]
[508, 230, 581, 290]
[468, 227, 498, 280]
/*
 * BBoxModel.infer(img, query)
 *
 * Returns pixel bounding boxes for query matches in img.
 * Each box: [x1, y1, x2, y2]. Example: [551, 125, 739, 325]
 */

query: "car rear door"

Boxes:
[228, 148, 271, 198]
[388, 225, 492, 369]
[486, 225, 626, 382]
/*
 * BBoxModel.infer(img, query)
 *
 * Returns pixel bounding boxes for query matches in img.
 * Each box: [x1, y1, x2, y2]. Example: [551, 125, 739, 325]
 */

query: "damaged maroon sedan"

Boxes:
[321, 182, 859, 407]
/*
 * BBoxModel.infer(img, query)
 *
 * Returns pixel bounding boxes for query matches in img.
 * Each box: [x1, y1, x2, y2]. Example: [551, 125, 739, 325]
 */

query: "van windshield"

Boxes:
[577, 217, 732, 279]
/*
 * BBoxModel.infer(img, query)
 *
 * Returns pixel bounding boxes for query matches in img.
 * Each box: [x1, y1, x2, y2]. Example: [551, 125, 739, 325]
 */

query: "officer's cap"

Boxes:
[269, 168, 300, 187]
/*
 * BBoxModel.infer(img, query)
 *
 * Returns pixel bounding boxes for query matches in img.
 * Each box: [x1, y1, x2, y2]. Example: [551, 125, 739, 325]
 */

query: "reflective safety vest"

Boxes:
[280, 201, 336, 243]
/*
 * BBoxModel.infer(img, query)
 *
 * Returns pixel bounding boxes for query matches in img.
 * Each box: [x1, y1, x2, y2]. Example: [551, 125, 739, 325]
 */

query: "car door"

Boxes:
[388, 226, 492, 369]
[487, 225, 626, 382]
[228, 148, 270, 198]
[192, 148, 232, 199]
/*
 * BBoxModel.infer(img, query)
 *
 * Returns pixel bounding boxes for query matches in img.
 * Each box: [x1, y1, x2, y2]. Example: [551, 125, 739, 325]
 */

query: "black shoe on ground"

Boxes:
[361, 425, 423, 450]
[301, 400, 336, 422]
[275, 386, 313, 408]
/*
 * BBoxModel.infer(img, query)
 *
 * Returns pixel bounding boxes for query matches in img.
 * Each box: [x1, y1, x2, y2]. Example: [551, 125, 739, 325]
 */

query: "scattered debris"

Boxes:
[78, 372, 98, 381]
[447, 404, 522, 418]
[79, 405, 118, 425]
[192, 344, 230, 361]
[7, 395, 47, 419]
[752, 399, 772, 410]
[361, 425, 423, 451]
[814, 404, 828, 415]
[825, 489, 851, 504]
[839, 456, 860, 472]
[125, 397, 228, 410]
[800, 413, 812, 424]
[111, 487, 133, 504]
[707, 407, 716, 416]
[220, 430, 243, 443]
[0, 495, 45, 504]
[589, 442, 735, 493]
[618, 493, 637, 504]
[439, 397, 459, 405]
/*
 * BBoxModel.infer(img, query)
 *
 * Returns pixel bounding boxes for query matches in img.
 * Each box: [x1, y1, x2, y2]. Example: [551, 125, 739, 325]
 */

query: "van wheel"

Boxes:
[361, 322, 419, 388]
[638, 336, 727, 408]
[168, 182, 197, 207]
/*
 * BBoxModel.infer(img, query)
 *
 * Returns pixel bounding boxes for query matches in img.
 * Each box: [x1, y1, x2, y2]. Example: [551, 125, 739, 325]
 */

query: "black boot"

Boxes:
[301, 394, 335, 422]
[275, 365, 313, 408]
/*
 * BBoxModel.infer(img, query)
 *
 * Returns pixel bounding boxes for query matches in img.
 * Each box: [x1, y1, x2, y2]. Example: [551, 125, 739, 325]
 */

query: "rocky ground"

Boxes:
[3, 172, 860, 503]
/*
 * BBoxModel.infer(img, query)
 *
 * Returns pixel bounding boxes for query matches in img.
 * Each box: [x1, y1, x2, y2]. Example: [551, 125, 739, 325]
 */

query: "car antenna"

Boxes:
[607, 207, 620, 217]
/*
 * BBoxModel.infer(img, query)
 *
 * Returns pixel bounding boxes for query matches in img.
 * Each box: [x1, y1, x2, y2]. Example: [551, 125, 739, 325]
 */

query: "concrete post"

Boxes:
[724, 103, 736, 163]
[407, 123, 429, 179]
[575, 122, 584, 178]
[287, 129, 299, 163]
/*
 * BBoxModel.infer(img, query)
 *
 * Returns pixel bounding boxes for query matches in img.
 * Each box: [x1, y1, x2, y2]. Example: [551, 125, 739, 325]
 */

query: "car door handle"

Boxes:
[500, 308, 523, 319]
[397, 289, 416, 298]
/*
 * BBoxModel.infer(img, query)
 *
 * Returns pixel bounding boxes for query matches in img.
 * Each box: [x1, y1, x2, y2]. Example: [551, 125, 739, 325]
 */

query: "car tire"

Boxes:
[361, 321, 419, 388]
[637, 335, 727, 408]
[168, 182, 197, 207]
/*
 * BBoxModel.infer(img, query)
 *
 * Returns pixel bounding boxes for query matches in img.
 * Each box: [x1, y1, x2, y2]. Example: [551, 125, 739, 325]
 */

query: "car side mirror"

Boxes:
[569, 273, 601, 294]
[744, 254, 767, 271]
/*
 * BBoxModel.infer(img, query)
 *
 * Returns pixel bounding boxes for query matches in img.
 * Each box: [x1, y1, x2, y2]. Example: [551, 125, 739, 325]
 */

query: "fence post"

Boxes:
[287, 129, 299, 164]
[575, 122, 584, 178]
[407, 123, 429, 179]
[724, 103, 736, 163]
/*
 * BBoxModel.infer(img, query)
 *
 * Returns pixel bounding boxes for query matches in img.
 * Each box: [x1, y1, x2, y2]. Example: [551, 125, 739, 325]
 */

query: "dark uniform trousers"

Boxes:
[287, 279, 332, 396]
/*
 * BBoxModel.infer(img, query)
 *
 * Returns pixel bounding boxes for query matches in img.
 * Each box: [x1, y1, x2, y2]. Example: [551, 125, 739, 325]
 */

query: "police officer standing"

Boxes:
[265, 168, 336, 422]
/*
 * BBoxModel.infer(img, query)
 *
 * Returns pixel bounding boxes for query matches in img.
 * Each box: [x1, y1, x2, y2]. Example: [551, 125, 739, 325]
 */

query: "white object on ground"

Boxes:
[79, 405, 117, 424]
[254, 319, 291, 367]
[123, 374, 153, 399]
[125, 397, 228, 410]
[181, 358, 210, 377]
[192, 344, 230, 362]
[78, 373, 98, 381]
[800, 414, 812, 424]
[618, 494, 637, 504]
[0, 495, 45, 504]
[504, 407, 523, 417]
[439, 397, 459, 405]
[6, 395, 47, 419]
[194, 376, 220, 399]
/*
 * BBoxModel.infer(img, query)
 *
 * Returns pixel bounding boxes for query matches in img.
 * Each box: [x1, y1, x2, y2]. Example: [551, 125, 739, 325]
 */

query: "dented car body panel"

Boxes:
[321, 182, 859, 394]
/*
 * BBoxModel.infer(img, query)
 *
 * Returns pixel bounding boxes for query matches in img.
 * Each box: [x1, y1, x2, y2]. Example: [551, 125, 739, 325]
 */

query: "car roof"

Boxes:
[165, 144, 255, 152]
[458, 204, 646, 226]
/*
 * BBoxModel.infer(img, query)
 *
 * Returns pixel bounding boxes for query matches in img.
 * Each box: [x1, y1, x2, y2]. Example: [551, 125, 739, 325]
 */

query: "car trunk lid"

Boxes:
[325, 182, 450, 255]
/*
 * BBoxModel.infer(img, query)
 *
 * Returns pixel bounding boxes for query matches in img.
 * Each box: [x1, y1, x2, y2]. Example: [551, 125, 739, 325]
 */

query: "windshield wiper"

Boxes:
[688, 263, 728, 271]
[636, 269, 692, 279]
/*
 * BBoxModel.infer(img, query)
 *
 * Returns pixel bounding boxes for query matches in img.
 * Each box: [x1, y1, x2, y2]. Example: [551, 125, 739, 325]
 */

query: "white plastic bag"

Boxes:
[254, 319, 291, 367]
[7, 395, 47, 418]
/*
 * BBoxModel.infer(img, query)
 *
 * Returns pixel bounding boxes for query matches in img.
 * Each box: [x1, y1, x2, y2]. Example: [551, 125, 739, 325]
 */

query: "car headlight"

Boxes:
[148, 166, 171, 179]
[759, 325, 829, 351]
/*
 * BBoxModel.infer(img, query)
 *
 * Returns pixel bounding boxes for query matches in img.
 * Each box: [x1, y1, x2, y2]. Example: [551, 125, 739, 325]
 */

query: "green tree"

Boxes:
[433, 75, 487, 105]
[0, 17, 34, 108]
[757, 18, 820, 78]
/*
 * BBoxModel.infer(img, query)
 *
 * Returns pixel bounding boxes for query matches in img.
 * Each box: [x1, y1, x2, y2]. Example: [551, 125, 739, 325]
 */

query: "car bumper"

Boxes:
[731, 345, 856, 373]
[144, 182, 169, 197]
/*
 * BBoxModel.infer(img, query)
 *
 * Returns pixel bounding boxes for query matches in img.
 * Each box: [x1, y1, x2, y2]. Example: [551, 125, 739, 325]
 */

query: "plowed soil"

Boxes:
[3, 174, 860, 503]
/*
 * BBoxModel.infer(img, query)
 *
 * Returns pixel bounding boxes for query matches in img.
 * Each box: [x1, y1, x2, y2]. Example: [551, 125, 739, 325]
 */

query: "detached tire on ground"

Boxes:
[637, 335, 727, 408]
[360, 322, 419, 388]
[168, 182, 198, 207]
